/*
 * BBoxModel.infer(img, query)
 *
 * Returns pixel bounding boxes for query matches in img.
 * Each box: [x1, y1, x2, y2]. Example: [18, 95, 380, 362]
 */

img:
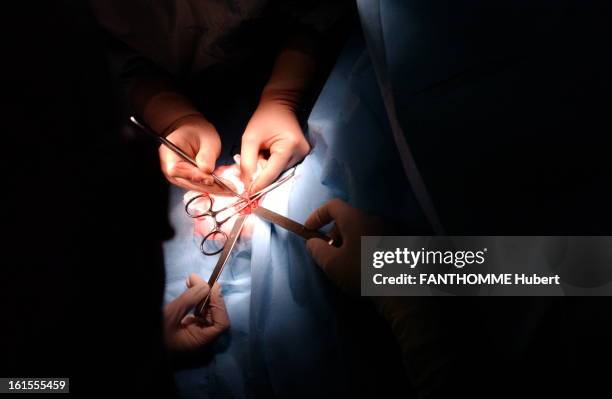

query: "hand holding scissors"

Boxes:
[185, 168, 333, 255]
[129, 115, 335, 319]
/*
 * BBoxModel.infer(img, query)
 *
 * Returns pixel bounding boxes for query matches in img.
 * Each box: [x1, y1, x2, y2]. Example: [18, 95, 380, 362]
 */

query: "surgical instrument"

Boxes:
[194, 213, 248, 318]
[129, 116, 237, 195]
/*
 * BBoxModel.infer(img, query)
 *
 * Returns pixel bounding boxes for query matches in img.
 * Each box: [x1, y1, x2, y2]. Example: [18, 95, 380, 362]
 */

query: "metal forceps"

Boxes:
[184, 170, 295, 255]
[128, 115, 336, 319]
[184, 194, 247, 255]
[129, 116, 238, 194]
[190, 168, 338, 318]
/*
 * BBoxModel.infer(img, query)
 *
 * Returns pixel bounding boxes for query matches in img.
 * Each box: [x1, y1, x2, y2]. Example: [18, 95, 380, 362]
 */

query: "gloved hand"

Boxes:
[305, 199, 385, 295]
[240, 99, 310, 194]
[163, 273, 230, 352]
[159, 115, 222, 192]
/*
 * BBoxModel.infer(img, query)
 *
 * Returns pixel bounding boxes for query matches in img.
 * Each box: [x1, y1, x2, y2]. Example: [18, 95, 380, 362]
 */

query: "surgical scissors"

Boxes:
[128, 114, 334, 255]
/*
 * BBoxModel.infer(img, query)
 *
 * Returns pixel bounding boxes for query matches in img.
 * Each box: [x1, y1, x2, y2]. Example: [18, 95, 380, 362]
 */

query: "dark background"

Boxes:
[2, 1, 611, 398]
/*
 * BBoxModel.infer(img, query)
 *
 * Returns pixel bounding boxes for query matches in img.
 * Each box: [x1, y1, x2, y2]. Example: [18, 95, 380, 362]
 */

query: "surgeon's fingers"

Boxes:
[161, 149, 213, 187]
[166, 280, 211, 323]
[240, 132, 261, 189]
[304, 199, 350, 230]
[327, 224, 343, 246]
[159, 121, 221, 189]
[181, 284, 229, 342]
[170, 176, 209, 193]
[182, 314, 229, 346]
[186, 273, 206, 288]
[306, 238, 340, 271]
[185, 276, 229, 328]
[195, 139, 220, 176]
[181, 274, 215, 327]
[249, 150, 292, 194]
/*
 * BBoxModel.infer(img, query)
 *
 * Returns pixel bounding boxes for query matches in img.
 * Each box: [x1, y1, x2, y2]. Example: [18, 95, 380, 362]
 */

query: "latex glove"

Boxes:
[163, 273, 230, 352]
[159, 115, 222, 192]
[240, 101, 310, 194]
[305, 199, 385, 295]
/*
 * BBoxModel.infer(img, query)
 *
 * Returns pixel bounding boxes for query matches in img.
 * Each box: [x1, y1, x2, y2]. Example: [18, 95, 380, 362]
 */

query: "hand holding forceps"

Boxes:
[129, 116, 336, 319]
[186, 167, 336, 318]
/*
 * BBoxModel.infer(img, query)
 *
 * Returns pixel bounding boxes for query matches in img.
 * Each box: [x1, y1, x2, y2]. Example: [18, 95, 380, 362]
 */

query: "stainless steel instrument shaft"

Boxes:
[129, 116, 238, 195]
[194, 214, 248, 317]
[253, 206, 336, 246]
